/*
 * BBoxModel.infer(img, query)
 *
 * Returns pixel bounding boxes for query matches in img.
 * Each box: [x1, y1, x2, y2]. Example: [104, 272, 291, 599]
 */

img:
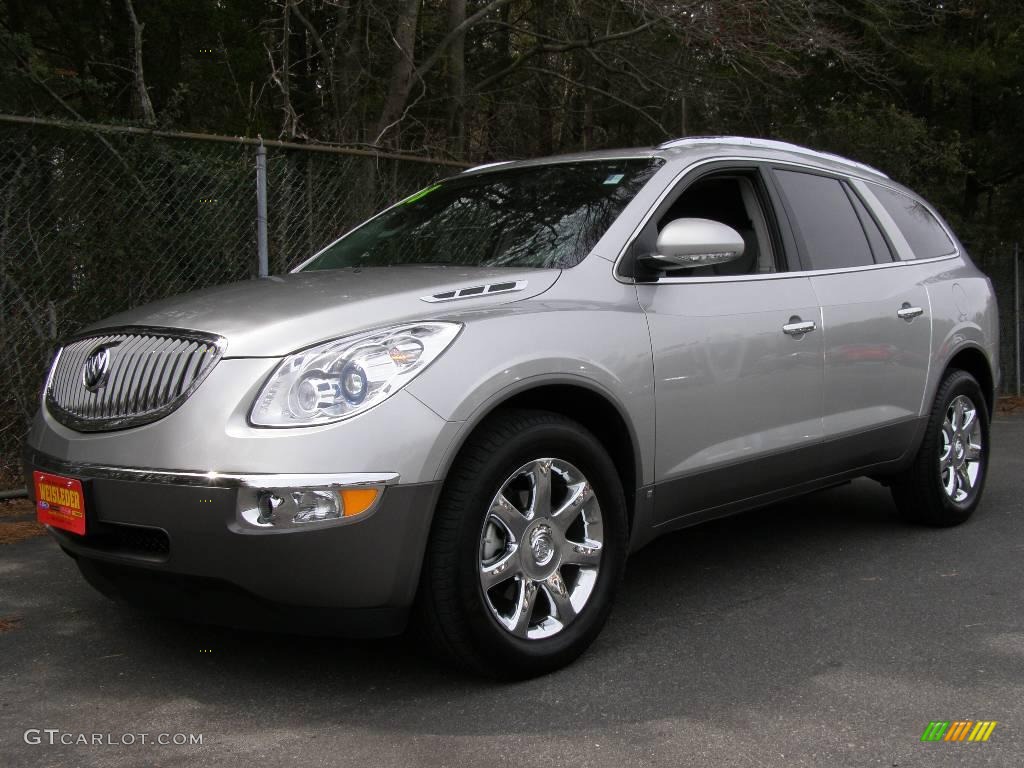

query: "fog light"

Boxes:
[291, 490, 343, 523]
[257, 491, 284, 524]
[245, 485, 382, 528]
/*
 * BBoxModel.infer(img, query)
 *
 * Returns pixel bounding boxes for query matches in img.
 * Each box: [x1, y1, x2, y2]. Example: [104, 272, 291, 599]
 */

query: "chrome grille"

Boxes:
[46, 327, 226, 432]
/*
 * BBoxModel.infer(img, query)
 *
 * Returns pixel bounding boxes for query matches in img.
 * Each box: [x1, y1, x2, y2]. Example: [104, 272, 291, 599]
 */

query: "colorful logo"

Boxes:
[921, 721, 997, 742]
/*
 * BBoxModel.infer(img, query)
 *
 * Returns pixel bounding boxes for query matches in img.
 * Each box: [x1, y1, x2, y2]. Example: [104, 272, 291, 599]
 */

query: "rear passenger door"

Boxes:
[770, 167, 931, 471]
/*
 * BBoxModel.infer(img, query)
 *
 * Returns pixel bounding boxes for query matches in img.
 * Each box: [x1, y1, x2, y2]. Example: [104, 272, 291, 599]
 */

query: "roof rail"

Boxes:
[656, 136, 889, 178]
[461, 160, 513, 174]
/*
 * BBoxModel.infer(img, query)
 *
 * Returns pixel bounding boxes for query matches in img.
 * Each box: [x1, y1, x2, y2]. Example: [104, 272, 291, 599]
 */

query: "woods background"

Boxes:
[3, 0, 1023, 249]
[0, 1, 1023, 485]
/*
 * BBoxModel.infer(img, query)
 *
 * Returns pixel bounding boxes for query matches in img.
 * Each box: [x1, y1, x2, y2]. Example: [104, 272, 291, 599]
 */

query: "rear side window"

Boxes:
[773, 169, 874, 270]
[848, 189, 893, 263]
[866, 183, 956, 260]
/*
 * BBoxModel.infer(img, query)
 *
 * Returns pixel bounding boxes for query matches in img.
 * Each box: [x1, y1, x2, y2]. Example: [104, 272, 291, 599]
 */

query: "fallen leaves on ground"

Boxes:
[997, 396, 1024, 414]
[0, 498, 34, 518]
[0, 520, 45, 544]
[0, 498, 44, 543]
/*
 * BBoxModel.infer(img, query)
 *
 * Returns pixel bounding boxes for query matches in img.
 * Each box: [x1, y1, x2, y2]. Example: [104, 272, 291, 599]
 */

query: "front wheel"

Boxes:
[891, 369, 991, 526]
[416, 409, 628, 678]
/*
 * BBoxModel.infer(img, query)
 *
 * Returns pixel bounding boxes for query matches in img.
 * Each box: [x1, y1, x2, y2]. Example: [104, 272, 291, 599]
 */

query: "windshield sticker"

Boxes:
[399, 183, 442, 206]
[603, 173, 624, 185]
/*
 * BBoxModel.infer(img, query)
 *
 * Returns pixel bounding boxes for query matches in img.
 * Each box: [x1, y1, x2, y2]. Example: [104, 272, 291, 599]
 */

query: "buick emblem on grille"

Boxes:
[82, 344, 114, 390]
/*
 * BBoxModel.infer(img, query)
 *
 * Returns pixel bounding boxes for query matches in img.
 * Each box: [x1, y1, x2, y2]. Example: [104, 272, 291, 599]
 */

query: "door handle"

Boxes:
[897, 304, 924, 321]
[782, 318, 816, 337]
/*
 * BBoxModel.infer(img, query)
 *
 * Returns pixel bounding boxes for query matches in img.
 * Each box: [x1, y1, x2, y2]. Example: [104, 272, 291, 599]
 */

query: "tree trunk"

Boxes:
[582, 87, 594, 150]
[123, 0, 156, 125]
[332, 0, 355, 137]
[374, 0, 421, 147]
[289, 0, 343, 138]
[962, 172, 981, 224]
[447, 0, 467, 157]
[480, 0, 514, 156]
[534, 3, 554, 155]
[279, 1, 297, 137]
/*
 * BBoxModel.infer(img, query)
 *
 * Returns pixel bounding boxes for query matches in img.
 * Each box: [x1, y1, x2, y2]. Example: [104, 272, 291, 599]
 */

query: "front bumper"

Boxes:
[26, 448, 441, 637]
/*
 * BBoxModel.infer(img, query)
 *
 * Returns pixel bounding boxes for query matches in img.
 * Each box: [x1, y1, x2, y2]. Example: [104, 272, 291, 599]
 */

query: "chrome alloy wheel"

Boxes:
[478, 458, 603, 640]
[939, 394, 984, 503]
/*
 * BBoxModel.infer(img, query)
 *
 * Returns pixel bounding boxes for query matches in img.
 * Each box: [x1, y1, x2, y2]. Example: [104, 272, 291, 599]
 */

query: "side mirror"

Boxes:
[641, 218, 745, 270]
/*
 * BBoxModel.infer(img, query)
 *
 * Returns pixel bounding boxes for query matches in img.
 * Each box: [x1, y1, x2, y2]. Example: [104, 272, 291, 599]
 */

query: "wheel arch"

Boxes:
[942, 344, 995, 418]
[434, 377, 644, 535]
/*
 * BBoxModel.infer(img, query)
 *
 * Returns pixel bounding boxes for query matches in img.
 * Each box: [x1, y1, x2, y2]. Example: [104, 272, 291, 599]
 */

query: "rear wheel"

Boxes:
[416, 409, 628, 678]
[891, 369, 990, 526]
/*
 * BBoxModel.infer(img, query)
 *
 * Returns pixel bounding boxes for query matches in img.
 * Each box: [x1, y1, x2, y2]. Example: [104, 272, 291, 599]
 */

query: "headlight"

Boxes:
[250, 322, 461, 427]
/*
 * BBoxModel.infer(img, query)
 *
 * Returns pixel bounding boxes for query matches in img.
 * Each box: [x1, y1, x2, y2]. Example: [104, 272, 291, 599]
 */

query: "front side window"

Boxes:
[773, 169, 875, 270]
[628, 168, 783, 278]
[658, 173, 779, 275]
[866, 183, 956, 260]
[302, 159, 663, 271]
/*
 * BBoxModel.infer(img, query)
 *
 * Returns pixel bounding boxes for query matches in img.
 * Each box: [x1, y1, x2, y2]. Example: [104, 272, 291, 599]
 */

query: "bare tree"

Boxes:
[447, 0, 467, 156]
[374, 0, 422, 146]
[123, 0, 156, 125]
[289, 0, 343, 137]
[231, 0, 913, 155]
[375, 0, 515, 147]
[267, 1, 300, 137]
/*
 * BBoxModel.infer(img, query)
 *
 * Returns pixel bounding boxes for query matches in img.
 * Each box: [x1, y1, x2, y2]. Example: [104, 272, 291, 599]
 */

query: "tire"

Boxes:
[416, 408, 628, 679]
[891, 369, 991, 526]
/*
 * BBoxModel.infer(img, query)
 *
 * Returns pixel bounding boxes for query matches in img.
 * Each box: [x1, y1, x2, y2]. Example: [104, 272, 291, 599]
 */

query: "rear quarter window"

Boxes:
[866, 183, 956, 260]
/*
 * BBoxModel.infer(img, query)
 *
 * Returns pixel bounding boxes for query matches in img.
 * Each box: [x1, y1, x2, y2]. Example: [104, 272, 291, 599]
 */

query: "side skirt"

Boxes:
[628, 417, 926, 552]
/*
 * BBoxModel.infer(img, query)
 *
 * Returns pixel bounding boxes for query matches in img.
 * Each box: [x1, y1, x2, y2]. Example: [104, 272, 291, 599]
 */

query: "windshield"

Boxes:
[300, 159, 663, 271]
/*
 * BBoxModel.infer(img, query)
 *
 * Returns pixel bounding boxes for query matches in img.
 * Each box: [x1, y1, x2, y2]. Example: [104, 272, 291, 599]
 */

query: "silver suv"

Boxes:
[26, 137, 998, 678]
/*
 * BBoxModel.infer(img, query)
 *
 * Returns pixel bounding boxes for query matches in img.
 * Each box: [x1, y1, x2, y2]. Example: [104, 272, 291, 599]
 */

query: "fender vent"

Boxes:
[421, 280, 527, 303]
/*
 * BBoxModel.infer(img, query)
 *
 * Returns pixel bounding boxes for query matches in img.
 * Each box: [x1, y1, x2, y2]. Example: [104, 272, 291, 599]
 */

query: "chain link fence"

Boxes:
[976, 245, 1023, 399]
[0, 116, 464, 488]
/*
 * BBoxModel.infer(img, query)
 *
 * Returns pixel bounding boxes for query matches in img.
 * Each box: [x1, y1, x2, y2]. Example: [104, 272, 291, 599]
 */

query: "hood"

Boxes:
[85, 266, 560, 357]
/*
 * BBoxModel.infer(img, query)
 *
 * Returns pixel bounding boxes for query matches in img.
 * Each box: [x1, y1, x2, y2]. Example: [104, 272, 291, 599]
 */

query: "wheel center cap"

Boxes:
[954, 438, 965, 461]
[529, 524, 555, 566]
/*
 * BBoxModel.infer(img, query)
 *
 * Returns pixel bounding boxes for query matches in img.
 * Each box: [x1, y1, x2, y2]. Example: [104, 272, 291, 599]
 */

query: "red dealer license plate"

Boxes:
[34, 471, 86, 536]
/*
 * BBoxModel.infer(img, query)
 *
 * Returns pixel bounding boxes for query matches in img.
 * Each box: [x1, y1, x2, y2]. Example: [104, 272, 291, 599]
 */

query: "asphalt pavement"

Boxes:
[2, 415, 1023, 767]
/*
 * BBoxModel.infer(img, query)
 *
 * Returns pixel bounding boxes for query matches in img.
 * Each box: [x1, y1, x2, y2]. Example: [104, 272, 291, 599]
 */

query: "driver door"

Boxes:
[630, 165, 826, 526]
